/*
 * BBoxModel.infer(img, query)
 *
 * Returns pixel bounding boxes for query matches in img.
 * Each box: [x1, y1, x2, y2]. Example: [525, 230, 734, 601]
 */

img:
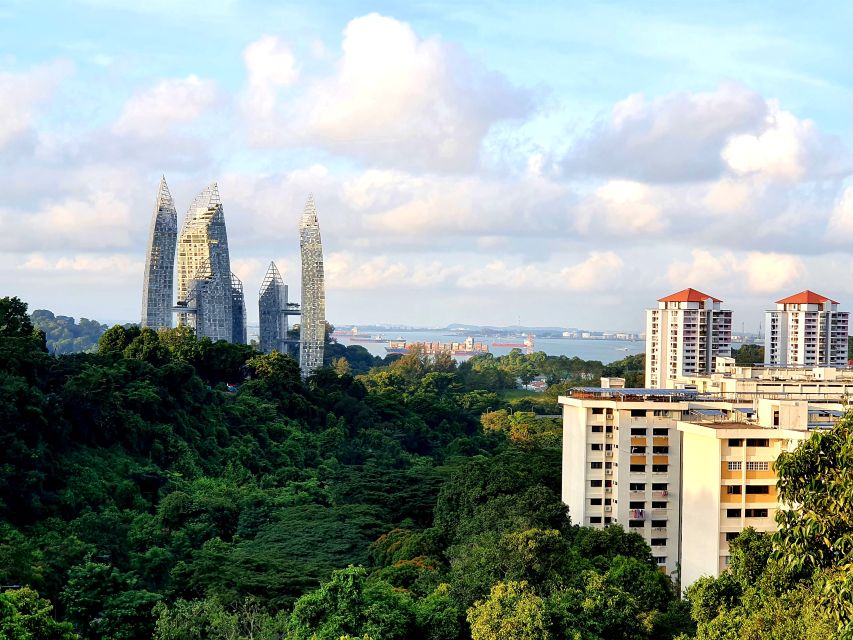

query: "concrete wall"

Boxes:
[680, 427, 721, 589]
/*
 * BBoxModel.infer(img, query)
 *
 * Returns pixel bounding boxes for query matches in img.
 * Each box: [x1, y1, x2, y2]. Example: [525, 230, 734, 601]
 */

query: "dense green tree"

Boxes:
[734, 343, 765, 365]
[0, 587, 77, 640]
[467, 581, 550, 640]
[1, 297, 35, 338]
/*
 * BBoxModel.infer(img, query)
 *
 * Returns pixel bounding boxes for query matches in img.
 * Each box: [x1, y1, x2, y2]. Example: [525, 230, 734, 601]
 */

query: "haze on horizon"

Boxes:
[2, 1, 853, 332]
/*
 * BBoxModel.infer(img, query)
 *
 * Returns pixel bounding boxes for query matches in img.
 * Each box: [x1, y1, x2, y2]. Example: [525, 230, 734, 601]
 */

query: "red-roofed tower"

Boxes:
[765, 290, 848, 366]
[646, 289, 733, 388]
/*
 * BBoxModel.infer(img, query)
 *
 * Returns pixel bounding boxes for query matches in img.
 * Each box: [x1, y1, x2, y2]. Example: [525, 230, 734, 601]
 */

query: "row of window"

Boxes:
[629, 501, 668, 509]
[726, 461, 771, 471]
[630, 464, 669, 473]
[631, 427, 670, 436]
[629, 482, 668, 491]
[726, 508, 769, 518]
[629, 519, 667, 528]
[728, 438, 770, 447]
[630, 446, 670, 454]
[725, 485, 771, 495]
[588, 516, 612, 524]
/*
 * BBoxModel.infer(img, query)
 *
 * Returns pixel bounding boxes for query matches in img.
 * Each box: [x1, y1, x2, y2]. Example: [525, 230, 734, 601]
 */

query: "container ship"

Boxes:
[491, 334, 535, 352]
[342, 327, 388, 343]
[386, 336, 489, 357]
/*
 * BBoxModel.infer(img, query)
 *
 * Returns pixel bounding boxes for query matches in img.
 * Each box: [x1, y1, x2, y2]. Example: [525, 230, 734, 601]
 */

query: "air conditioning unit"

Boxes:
[605, 451, 613, 457]
[605, 469, 613, 475]
[604, 506, 612, 512]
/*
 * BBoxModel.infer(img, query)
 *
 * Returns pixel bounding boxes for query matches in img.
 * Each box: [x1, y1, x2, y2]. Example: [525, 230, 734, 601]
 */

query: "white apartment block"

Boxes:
[646, 289, 732, 389]
[765, 290, 849, 367]
[560, 380, 846, 586]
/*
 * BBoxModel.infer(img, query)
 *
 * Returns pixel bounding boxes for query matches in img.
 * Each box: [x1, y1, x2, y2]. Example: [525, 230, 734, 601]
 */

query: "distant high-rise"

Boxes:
[299, 196, 325, 376]
[176, 183, 234, 342]
[645, 288, 732, 389]
[765, 290, 849, 367]
[141, 176, 177, 330]
[259, 262, 288, 353]
[231, 272, 247, 345]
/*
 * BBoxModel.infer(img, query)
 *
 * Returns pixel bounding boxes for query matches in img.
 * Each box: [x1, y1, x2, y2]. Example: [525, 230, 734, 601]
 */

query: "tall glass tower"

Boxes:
[176, 183, 234, 342]
[299, 196, 325, 376]
[141, 176, 177, 330]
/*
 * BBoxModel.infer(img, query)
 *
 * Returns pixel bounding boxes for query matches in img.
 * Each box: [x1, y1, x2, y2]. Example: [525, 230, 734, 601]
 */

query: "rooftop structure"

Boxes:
[299, 195, 325, 376]
[645, 288, 732, 389]
[764, 290, 848, 367]
[141, 176, 178, 330]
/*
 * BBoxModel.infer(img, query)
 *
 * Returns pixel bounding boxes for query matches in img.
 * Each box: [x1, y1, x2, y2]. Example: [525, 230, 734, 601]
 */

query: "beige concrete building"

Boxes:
[765, 290, 848, 367]
[645, 289, 732, 389]
[560, 381, 846, 586]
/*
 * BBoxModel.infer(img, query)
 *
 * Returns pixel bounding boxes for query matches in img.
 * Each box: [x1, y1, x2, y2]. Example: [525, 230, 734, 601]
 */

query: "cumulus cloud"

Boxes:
[826, 186, 853, 237]
[462, 252, 623, 291]
[241, 36, 299, 118]
[243, 13, 533, 170]
[325, 252, 463, 289]
[667, 249, 803, 294]
[576, 180, 667, 234]
[113, 75, 218, 136]
[0, 60, 71, 151]
[563, 85, 766, 182]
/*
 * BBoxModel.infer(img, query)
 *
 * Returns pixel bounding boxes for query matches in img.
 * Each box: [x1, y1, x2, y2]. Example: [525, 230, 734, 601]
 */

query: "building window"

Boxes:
[591, 462, 603, 469]
[726, 508, 742, 517]
[745, 508, 769, 518]
[723, 555, 732, 565]
[630, 464, 646, 472]
[651, 501, 667, 508]
[629, 520, 644, 528]
[589, 516, 602, 524]
[605, 462, 613, 469]
[591, 425, 603, 433]
[652, 464, 668, 473]
[605, 425, 613, 433]
[630, 409, 646, 417]
[590, 498, 602, 505]
[629, 483, 646, 491]
[652, 446, 669, 454]
[651, 520, 666, 528]
[655, 557, 667, 565]
[726, 485, 742, 495]
[631, 427, 647, 436]
[725, 532, 739, 541]
[590, 480, 603, 487]
[727, 461, 742, 471]
[631, 446, 647, 454]
[746, 438, 770, 447]
[629, 501, 645, 509]
[652, 483, 668, 491]
[592, 408, 604, 415]
[745, 485, 770, 494]
[746, 461, 770, 471]
[604, 517, 612, 524]
[605, 443, 613, 451]
[651, 538, 666, 546]
[728, 439, 743, 447]
[652, 427, 669, 435]
[591, 443, 603, 451]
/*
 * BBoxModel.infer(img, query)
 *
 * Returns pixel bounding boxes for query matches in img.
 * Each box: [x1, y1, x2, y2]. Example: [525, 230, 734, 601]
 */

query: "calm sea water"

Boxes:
[336, 330, 644, 363]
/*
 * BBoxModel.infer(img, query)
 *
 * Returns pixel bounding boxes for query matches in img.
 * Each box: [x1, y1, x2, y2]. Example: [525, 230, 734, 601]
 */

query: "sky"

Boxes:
[3, 1, 853, 331]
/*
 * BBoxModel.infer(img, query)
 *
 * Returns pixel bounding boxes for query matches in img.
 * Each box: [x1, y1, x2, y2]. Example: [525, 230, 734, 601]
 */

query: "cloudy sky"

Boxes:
[3, 1, 853, 331]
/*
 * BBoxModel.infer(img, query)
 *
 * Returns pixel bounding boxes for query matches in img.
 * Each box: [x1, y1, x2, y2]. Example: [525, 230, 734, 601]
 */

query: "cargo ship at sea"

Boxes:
[491, 334, 535, 352]
[386, 336, 489, 357]
[340, 327, 388, 343]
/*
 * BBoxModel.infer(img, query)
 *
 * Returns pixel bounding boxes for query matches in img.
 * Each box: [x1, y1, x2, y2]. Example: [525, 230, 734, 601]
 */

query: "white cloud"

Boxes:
[462, 252, 623, 291]
[576, 180, 666, 234]
[826, 186, 853, 237]
[113, 75, 218, 136]
[241, 36, 299, 118]
[0, 60, 71, 149]
[667, 249, 803, 294]
[325, 252, 463, 289]
[244, 13, 532, 169]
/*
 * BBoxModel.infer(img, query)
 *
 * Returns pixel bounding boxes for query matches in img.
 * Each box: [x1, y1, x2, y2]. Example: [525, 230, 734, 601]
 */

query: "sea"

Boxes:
[335, 330, 644, 363]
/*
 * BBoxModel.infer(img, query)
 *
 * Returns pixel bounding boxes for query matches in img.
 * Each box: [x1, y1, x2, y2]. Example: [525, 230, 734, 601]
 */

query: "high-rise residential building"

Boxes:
[645, 288, 732, 389]
[259, 261, 301, 354]
[764, 290, 849, 367]
[141, 176, 177, 330]
[560, 383, 845, 584]
[175, 183, 234, 342]
[299, 196, 325, 376]
[678, 410, 815, 587]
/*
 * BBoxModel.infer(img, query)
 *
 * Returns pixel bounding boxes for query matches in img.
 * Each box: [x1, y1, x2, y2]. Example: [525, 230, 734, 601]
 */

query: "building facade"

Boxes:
[764, 290, 849, 367]
[645, 289, 732, 389]
[141, 176, 178, 330]
[259, 261, 302, 354]
[175, 183, 234, 342]
[299, 196, 325, 376]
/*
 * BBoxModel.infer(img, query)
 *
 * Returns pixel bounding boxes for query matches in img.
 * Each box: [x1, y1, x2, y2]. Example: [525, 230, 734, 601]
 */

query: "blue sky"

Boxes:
[2, 0, 853, 330]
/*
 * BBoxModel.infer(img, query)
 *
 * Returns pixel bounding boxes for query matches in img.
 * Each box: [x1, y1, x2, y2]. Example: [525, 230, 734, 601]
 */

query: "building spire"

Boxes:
[156, 175, 174, 210]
